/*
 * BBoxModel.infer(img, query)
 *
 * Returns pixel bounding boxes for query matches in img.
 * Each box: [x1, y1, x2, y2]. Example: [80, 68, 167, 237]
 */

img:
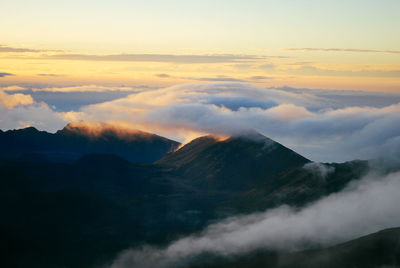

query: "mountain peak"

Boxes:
[157, 131, 309, 191]
[228, 130, 276, 147]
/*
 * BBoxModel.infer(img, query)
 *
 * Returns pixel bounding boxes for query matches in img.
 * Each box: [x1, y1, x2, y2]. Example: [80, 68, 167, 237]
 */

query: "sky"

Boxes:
[1, 0, 399, 91]
[1, 0, 400, 162]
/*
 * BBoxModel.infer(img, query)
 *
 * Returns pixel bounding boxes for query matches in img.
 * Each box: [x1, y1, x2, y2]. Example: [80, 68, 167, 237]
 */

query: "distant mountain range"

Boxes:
[0, 124, 397, 267]
[0, 123, 180, 162]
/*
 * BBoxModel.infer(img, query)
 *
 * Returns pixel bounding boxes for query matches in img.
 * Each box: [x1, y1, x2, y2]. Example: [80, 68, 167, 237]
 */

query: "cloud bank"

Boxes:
[109, 171, 400, 268]
[1, 82, 399, 162]
[0, 89, 34, 109]
[61, 83, 400, 162]
[0, 88, 66, 132]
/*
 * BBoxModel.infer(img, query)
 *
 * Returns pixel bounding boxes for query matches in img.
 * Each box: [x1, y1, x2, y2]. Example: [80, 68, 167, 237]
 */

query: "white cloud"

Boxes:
[60, 83, 400, 162]
[0, 85, 27, 91]
[0, 89, 66, 132]
[0, 89, 34, 109]
[0, 102, 66, 132]
[303, 162, 335, 179]
[110, 171, 400, 268]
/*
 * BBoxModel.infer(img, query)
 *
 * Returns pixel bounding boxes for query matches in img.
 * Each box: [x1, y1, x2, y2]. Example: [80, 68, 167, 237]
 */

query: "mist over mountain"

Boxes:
[158, 132, 309, 192]
[197, 227, 400, 268]
[3, 1, 399, 267]
[0, 125, 398, 268]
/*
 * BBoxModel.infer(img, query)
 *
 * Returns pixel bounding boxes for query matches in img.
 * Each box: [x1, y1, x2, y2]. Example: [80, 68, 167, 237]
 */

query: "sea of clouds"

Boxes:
[1, 82, 400, 162]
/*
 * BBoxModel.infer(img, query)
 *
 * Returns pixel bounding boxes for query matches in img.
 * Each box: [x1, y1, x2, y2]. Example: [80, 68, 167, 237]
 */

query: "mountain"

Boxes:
[0, 123, 180, 162]
[157, 133, 369, 212]
[0, 128, 375, 267]
[157, 132, 310, 191]
[200, 227, 400, 268]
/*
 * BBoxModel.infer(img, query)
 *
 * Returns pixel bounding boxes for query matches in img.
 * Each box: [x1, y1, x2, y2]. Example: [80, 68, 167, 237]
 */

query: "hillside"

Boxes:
[157, 132, 310, 192]
[0, 128, 374, 267]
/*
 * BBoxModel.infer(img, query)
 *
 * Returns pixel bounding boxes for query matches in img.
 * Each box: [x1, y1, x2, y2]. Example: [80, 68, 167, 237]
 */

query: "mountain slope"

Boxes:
[0, 123, 180, 162]
[0, 129, 375, 267]
[157, 132, 310, 191]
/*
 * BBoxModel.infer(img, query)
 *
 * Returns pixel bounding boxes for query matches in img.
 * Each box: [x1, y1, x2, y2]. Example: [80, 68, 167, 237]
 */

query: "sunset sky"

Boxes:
[1, 0, 400, 161]
[1, 0, 399, 91]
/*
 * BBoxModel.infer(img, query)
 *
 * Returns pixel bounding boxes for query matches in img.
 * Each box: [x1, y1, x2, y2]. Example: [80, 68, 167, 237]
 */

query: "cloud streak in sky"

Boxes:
[0, 72, 14, 77]
[32, 85, 138, 92]
[45, 53, 264, 64]
[285, 48, 400, 54]
[109, 170, 400, 268]
[0, 45, 43, 53]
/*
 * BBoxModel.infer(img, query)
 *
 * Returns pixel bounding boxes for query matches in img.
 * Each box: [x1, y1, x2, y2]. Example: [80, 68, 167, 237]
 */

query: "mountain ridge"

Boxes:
[0, 124, 382, 268]
[0, 123, 180, 163]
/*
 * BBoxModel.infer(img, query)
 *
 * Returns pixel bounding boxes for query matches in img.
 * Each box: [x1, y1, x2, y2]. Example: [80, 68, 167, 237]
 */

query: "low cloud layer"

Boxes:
[109, 171, 400, 268]
[0, 89, 34, 109]
[61, 83, 400, 162]
[0, 102, 66, 132]
[1, 82, 399, 162]
[0, 88, 66, 131]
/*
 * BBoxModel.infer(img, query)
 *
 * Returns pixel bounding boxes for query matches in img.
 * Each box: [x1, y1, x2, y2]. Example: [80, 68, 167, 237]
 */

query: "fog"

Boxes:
[109, 170, 400, 268]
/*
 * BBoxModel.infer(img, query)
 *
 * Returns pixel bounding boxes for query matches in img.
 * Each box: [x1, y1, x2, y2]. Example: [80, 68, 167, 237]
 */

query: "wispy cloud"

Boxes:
[0, 44, 61, 53]
[290, 65, 400, 78]
[155, 73, 171, 78]
[0, 85, 26, 91]
[0, 72, 14, 77]
[45, 53, 264, 64]
[0, 45, 42, 53]
[249, 75, 274, 80]
[185, 76, 246, 82]
[285, 48, 400, 54]
[32, 85, 137, 93]
[36, 73, 63, 77]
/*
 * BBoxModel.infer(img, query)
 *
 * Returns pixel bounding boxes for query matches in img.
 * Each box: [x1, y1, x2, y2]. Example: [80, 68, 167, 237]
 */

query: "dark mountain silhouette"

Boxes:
[201, 227, 400, 268]
[0, 123, 180, 163]
[0, 126, 383, 267]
